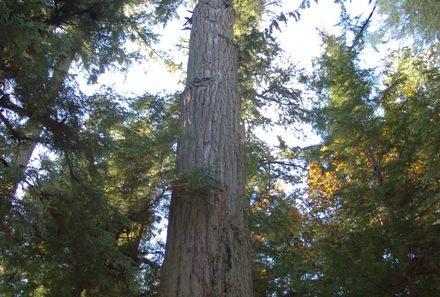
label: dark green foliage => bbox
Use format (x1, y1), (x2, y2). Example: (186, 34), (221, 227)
(250, 13), (440, 297)
(174, 166), (223, 203)
(235, 0), (305, 129)
(0, 91), (178, 296)
(8, 172), (135, 296)
(258, 37), (440, 296)
(2, 0), (438, 296)
(0, 1), (181, 296)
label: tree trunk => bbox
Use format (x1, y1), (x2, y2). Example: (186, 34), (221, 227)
(1, 52), (74, 240)
(159, 0), (252, 296)
(5, 52), (74, 196)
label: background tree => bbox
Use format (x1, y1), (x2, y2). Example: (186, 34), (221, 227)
(376, 0), (440, 50)
(304, 34), (440, 296)
(250, 33), (440, 297)
(2, 0), (438, 296)
(0, 0), (181, 295)
(249, 1), (440, 296)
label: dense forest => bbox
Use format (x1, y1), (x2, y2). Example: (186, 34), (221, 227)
(0, 0), (439, 296)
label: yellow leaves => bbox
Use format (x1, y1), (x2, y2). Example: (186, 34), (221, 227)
(384, 147), (399, 162)
(254, 179), (291, 212)
(33, 286), (48, 296)
(254, 197), (270, 211)
(335, 161), (346, 173)
(255, 235), (267, 242)
(383, 148), (427, 182)
(404, 80), (416, 97)
(307, 161), (340, 200)
(306, 160), (342, 217)
(408, 157), (427, 180)
(117, 223), (143, 248)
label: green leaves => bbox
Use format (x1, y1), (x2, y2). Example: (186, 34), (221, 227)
(252, 20), (440, 296)
(0, 1), (183, 295)
(303, 35), (440, 296)
(376, 0), (440, 50)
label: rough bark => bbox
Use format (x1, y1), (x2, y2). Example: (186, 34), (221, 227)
(159, 0), (253, 296)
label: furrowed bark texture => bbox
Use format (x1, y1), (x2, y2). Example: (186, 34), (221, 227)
(159, 1), (252, 296)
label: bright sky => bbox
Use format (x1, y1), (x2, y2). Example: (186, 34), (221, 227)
(76, 0), (379, 148)
(76, 0), (383, 246)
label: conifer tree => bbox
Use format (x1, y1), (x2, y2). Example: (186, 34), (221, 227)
(159, 0), (253, 295)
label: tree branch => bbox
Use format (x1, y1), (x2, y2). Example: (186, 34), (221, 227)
(351, 4), (377, 49)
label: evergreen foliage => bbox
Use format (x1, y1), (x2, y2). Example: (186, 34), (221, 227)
(0, 0), (180, 296)
(376, 0), (440, 50)
(306, 36), (440, 296)
(249, 1), (440, 296)
(250, 28), (440, 297)
(1, 0), (439, 296)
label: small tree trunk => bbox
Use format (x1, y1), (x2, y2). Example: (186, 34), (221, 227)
(1, 52), (74, 238)
(10, 53), (74, 190)
(159, 0), (253, 296)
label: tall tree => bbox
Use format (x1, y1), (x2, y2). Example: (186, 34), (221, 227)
(0, 1), (182, 295)
(159, 0), (253, 296)
(304, 35), (440, 297)
(0, 0), (179, 199)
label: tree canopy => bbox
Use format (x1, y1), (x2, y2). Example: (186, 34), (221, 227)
(0, 0), (439, 296)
